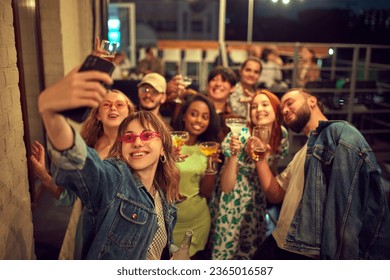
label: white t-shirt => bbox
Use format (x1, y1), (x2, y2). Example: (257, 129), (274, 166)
(273, 143), (307, 251)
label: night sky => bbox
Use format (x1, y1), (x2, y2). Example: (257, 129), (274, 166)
(226, 0), (390, 44)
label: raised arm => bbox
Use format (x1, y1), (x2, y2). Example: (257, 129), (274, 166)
(200, 145), (222, 199)
(30, 140), (63, 199)
(38, 67), (112, 150)
(246, 136), (285, 203)
(220, 134), (241, 194)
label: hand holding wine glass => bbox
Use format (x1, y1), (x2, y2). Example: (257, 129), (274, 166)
(174, 75), (192, 104)
(251, 126), (270, 162)
(167, 74), (185, 102)
(199, 141), (219, 175)
(171, 131), (190, 162)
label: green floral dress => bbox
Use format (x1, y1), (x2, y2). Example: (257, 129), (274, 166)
(209, 126), (288, 260)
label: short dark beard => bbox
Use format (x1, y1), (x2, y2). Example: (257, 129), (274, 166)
(140, 102), (158, 112)
(287, 102), (311, 133)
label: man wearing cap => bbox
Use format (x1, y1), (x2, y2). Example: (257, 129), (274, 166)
(137, 73), (168, 124)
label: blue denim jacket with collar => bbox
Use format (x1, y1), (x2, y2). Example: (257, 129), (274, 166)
(284, 120), (390, 259)
(49, 130), (177, 260)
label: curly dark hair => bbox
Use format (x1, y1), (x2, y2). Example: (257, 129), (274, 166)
(207, 66), (238, 87)
(171, 94), (220, 143)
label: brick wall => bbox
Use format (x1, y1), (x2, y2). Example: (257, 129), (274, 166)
(0, 0), (95, 259)
(40, 0), (93, 86)
(39, 0), (94, 134)
(0, 0), (35, 259)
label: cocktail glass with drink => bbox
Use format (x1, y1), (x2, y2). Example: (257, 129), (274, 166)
(199, 141), (219, 175)
(225, 118), (246, 155)
(171, 131), (190, 162)
(251, 125), (270, 162)
(225, 118), (246, 136)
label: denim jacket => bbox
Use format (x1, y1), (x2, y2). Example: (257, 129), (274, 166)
(49, 130), (177, 260)
(284, 121), (390, 259)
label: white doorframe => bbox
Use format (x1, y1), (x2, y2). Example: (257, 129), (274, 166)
(109, 3), (136, 68)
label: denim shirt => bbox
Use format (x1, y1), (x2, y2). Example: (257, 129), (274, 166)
(48, 130), (177, 260)
(284, 120), (390, 259)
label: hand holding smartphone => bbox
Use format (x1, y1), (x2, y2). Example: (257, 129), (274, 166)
(60, 55), (115, 123)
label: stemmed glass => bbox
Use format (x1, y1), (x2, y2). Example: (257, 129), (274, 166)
(225, 118), (246, 136)
(171, 131), (189, 162)
(199, 141), (219, 175)
(99, 40), (118, 62)
(251, 126), (270, 162)
(183, 76), (192, 87)
(174, 76), (192, 104)
(225, 118), (246, 155)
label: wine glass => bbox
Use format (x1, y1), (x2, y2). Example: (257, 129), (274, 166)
(171, 131), (189, 162)
(174, 76), (192, 104)
(225, 118), (246, 136)
(121, 69), (129, 79)
(182, 76), (192, 87)
(251, 126), (270, 162)
(199, 141), (219, 175)
(100, 40), (118, 62)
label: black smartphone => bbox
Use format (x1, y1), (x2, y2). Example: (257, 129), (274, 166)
(60, 55), (115, 123)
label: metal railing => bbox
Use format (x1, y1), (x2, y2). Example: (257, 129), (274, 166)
(155, 40), (390, 160)
(274, 43), (390, 161)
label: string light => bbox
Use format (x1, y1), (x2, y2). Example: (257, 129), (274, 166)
(269, 0), (305, 4)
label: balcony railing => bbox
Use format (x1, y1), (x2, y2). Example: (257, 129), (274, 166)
(149, 40), (390, 161)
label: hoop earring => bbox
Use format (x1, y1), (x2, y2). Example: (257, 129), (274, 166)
(160, 154), (167, 163)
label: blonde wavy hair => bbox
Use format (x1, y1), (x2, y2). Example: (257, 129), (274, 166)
(80, 89), (135, 148)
